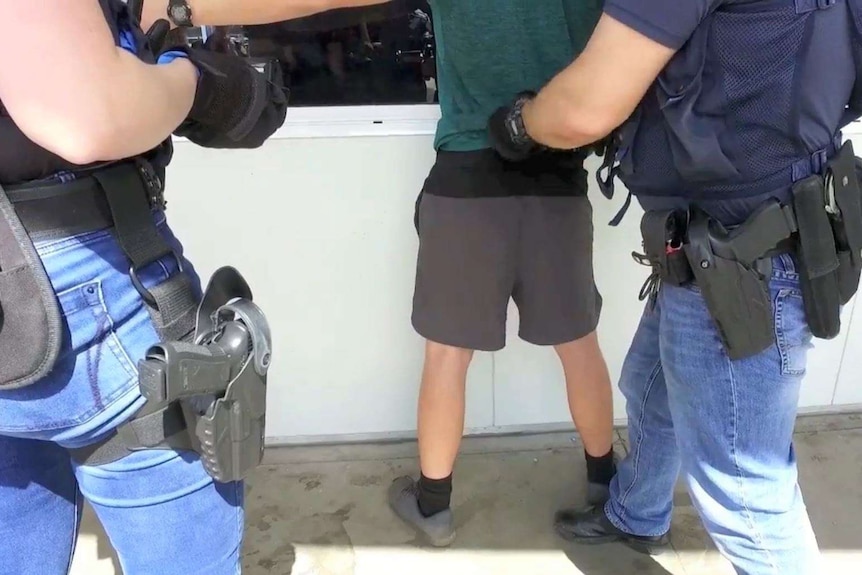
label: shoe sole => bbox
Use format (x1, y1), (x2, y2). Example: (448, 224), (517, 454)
(427, 531), (457, 548)
(555, 525), (669, 556)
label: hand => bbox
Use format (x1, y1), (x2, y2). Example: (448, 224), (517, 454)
(168, 43), (289, 149)
(487, 93), (540, 162)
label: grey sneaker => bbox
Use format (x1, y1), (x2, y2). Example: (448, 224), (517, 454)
(387, 475), (456, 547)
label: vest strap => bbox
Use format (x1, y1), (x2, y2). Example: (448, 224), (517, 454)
(791, 135), (843, 182)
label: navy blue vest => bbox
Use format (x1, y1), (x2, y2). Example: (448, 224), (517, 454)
(605, 0), (862, 224)
(0, 0), (171, 186)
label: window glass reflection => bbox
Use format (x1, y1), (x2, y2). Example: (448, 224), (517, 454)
(187, 1), (437, 107)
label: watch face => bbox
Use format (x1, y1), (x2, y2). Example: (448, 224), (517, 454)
(169, 4), (190, 25)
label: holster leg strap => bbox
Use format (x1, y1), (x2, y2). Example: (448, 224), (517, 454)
(67, 402), (192, 467)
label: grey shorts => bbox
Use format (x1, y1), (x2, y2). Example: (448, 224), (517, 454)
(411, 150), (602, 352)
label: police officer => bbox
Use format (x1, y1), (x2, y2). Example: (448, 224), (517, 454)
(0, 1), (285, 574)
(487, 1), (862, 573)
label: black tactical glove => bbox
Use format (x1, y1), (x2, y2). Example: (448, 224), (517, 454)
(168, 39), (289, 149)
(487, 91), (540, 162)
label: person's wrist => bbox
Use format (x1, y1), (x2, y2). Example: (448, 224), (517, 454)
(488, 91), (538, 162)
(521, 98), (537, 143)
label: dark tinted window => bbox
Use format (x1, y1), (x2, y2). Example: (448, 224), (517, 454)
(186, 1), (437, 107)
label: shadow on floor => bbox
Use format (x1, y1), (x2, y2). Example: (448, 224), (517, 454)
(71, 414), (862, 575)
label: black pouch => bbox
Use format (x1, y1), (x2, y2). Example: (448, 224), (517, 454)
(793, 174), (842, 339)
(683, 209), (775, 360)
(0, 185), (62, 389)
(640, 209), (692, 286)
(825, 141), (862, 304)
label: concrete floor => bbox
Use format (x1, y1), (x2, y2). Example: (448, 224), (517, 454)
(71, 413), (862, 575)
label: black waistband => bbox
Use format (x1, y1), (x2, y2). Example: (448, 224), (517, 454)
(4, 161), (164, 242)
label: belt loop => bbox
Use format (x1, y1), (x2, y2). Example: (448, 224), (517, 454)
(811, 148), (829, 175)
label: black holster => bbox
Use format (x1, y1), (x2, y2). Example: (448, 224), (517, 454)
(682, 207), (780, 360)
(792, 141), (862, 338)
(638, 200), (797, 361)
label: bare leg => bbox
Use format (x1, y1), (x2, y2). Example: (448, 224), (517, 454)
(555, 331), (614, 457)
(417, 340), (474, 479)
(385, 340), (470, 547)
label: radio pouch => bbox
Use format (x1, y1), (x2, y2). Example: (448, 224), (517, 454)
(793, 175), (842, 339)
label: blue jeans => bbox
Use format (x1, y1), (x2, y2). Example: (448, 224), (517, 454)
(0, 213), (243, 575)
(605, 254), (821, 575)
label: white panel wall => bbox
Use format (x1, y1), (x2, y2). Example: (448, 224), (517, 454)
(834, 302), (862, 406)
(164, 132), (861, 443)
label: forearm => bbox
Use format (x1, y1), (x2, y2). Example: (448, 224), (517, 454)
(144, 0), (389, 28)
(520, 14), (676, 151)
(521, 60), (619, 151)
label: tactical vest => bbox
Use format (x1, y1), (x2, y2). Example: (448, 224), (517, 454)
(0, 0), (171, 186)
(605, 0), (862, 207)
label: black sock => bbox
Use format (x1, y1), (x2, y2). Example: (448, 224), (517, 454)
(585, 448), (616, 485)
(417, 473), (453, 517)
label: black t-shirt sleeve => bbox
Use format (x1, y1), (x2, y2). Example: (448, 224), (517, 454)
(603, 0), (722, 50)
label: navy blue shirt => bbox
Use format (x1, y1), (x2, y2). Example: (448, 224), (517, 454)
(604, 0), (718, 49)
(604, 0), (856, 225)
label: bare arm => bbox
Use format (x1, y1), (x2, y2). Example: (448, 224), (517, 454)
(143, 0), (390, 29)
(0, 0), (198, 166)
(522, 14), (676, 149)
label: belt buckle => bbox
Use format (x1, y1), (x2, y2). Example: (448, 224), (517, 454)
(136, 159), (166, 211)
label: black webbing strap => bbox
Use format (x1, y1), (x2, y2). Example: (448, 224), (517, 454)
(92, 163), (170, 268)
(68, 401), (193, 466)
(91, 163), (197, 341)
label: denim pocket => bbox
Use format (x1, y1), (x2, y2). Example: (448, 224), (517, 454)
(0, 280), (139, 435)
(774, 287), (813, 376)
(59, 281), (136, 372)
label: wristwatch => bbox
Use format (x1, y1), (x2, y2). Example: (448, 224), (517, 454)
(504, 91), (537, 148)
(167, 0), (194, 27)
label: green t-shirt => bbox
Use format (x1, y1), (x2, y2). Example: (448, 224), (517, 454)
(430, 0), (603, 151)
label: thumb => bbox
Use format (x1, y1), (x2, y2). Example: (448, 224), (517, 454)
(146, 19), (171, 54)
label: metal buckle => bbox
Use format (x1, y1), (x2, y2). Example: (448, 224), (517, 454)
(129, 250), (185, 310)
(136, 159), (166, 211)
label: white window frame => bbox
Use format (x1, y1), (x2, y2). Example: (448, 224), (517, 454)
(268, 104), (442, 139)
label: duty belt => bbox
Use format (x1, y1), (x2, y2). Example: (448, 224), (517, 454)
(634, 140), (862, 360)
(6, 159), (195, 342)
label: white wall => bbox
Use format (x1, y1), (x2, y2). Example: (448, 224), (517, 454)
(164, 133), (861, 444)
